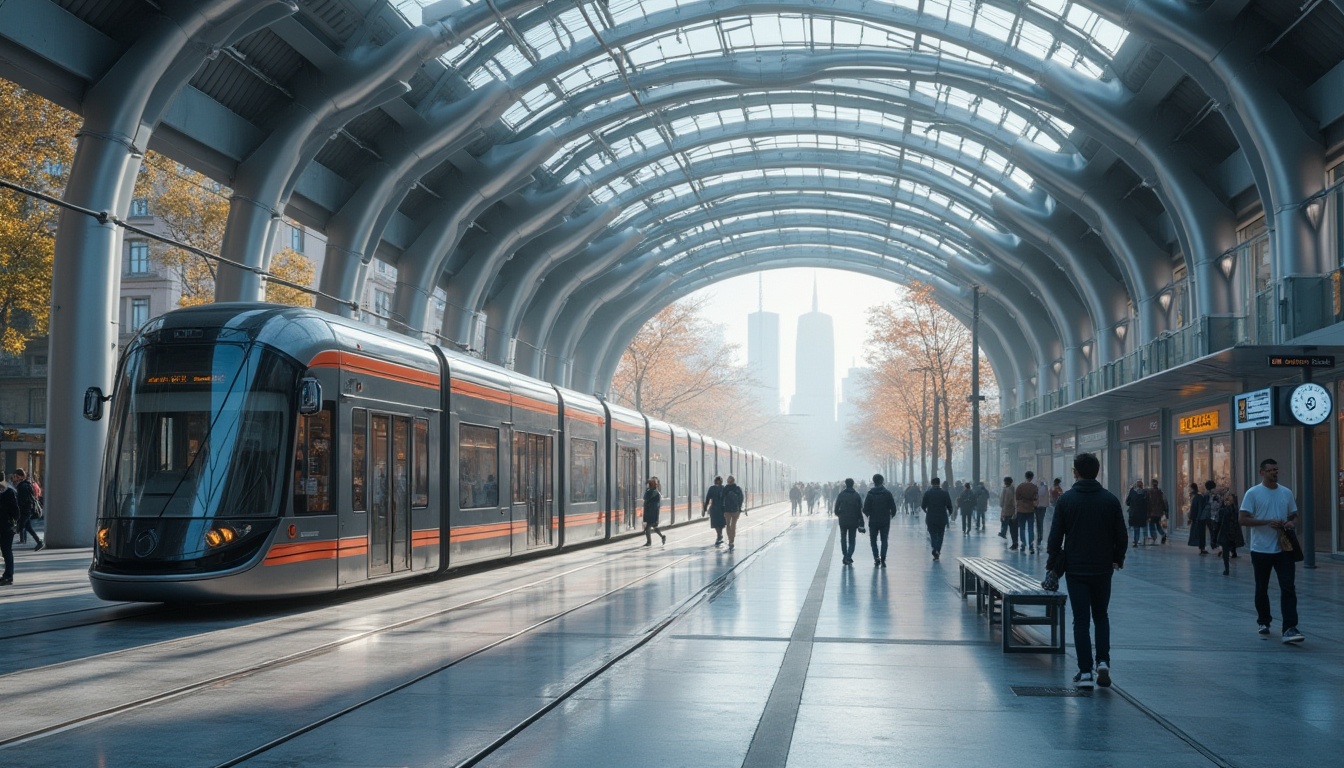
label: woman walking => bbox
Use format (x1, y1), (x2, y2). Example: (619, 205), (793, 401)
(1215, 489), (1244, 575)
(1186, 482), (1211, 554)
(643, 477), (666, 546)
(1125, 480), (1149, 546)
(703, 476), (727, 546)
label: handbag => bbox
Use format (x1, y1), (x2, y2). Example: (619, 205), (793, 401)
(1280, 528), (1305, 563)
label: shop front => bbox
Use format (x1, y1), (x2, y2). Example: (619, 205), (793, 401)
(1170, 403), (1232, 531)
(1118, 413), (1161, 496)
(1077, 424), (1108, 488)
(1050, 433), (1075, 486)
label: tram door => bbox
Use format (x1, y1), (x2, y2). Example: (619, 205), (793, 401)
(616, 446), (641, 532)
(369, 413), (413, 576)
(514, 432), (554, 549)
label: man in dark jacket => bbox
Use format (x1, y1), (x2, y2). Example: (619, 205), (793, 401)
(13, 469), (42, 552)
(973, 480), (990, 531)
(722, 476), (746, 551)
(922, 477), (954, 560)
(862, 473), (898, 567)
(832, 478), (864, 565)
(0, 480), (19, 585)
(1047, 452), (1128, 691)
(957, 482), (976, 535)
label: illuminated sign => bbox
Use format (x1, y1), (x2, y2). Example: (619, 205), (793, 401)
(1178, 410), (1220, 435)
(1234, 388), (1274, 430)
(144, 373), (226, 385)
(1267, 355), (1334, 368)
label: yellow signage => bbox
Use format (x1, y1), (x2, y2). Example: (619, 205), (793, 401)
(1179, 410), (1220, 435)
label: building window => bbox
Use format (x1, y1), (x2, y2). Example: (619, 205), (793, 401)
(290, 225), (305, 253)
(29, 388), (45, 424)
(129, 198), (149, 217)
(127, 241), (150, 274)
(128, 297), (151, 331)
(373, 290), (392, 328)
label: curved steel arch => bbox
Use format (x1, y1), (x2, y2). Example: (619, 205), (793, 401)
(554, 229), (1055, 402)
(477, 0), (1115, 93)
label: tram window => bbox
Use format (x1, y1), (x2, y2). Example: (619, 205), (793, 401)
(413, 418), (429, 508)
(459, 424), (499, 508)
(513, 433), (527, 504)
(651, 451), (668, 491)
(570, 438), (597, 502)
(293, 405), (332, 515)
(677, 462), (688, 496)
(351, 409), (367, 511)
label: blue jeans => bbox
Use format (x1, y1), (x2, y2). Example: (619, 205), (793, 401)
(1131, 524), (1145, 545)
(928, 525), (946, 554)
(869, 525), (890, 562)
(1065, 572), (1113, 673)
(1016, 513), (1034, 549)
(839, 526), (857, 560)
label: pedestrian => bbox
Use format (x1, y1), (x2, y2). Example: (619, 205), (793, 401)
(11, 469), (43, 551)
(1015, 471), (1039, 553)
(703, 476), (726, 546)
(957, 481), (976, 535)
(999, 477), (1016, 546)
(1147, 478), (1168, 544)
(1216, 489), (1243, 572)
(1034, 474), (1049, 545)
(789, 483), (803, 516)
(1125, 479), (1148, 546)
(922, 477), (953, 560)
(863, 473), (898, 567)
(722, 475), (746, 551)
(806, 483), (818, 515)
(1046, 452), (1128, 690)
(642, 477), (666, 547)
(1186, 481), (1211, 554)
(833, 478), (864, 565)
(904, 482), (921, 515)
(0, 479), (17, 585)
(973, 480), (989, 531)
(1239, 459), (1305, 643)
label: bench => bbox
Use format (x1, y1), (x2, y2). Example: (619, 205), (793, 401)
(958, 556), (1066, 654)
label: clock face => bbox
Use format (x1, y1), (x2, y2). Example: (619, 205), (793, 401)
(1289, 383), (1332, 426)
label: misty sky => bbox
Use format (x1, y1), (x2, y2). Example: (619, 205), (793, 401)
(686, 268), (908, 410)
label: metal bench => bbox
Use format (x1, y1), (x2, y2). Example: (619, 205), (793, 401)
(958, 556), (1066, 654)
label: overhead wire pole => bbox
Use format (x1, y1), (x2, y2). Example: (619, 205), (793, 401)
(970, 284), (983, 484)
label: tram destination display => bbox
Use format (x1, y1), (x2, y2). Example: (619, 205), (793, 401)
(1234, 388), (1274, 430)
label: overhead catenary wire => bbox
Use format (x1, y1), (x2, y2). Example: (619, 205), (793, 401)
(0, 174), (361, 312)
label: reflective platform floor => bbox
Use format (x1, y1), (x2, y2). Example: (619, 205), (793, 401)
(1, 505), (1340, 767)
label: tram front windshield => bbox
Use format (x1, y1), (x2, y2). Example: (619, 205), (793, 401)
(103, 341), (299, 519)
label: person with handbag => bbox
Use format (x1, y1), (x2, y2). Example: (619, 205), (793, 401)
(1216, 489), (1245, 575)
(1046, 452), (1128, 690)
(1238, 459), (1305, 643)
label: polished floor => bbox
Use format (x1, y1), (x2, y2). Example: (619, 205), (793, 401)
(1, 507), (1340, 767)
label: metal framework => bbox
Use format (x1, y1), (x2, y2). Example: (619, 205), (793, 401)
(1, 0), (1342, 544)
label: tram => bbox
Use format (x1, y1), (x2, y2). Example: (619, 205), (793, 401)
(88, 304), (791, 602)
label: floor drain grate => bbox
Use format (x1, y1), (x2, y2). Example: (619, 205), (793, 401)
(1011, 686), (1090, 697)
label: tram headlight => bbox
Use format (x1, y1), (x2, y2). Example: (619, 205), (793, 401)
(204, 524), (249, 548)
(97, 527), (110, 551)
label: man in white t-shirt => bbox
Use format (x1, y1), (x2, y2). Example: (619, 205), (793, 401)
(1238, 458), (1304, 644)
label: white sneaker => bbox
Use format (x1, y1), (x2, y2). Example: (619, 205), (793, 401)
(1095, 661), (1111, 688)
(1073, 671), (1095, 690)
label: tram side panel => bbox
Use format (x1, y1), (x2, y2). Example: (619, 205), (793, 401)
(444, 361), (516, 566)
(646, 417), (674, 524)
(556, 388), (607, 546)
(604, 401), (648, 537)
(505, 373), (562, 554)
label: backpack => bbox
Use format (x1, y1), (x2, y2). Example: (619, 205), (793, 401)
(31, 497), (44, 519)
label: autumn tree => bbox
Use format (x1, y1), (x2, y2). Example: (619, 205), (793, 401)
(610, 297), (783, 447)
(0, 81), (79, 355)
(133, 154), (315, 307)
(851, 283), (998, 485)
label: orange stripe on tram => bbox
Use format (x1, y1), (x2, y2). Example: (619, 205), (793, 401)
(308, 350), (439, 389)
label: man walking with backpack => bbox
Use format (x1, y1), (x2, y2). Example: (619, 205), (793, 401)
(12, 470), (42, 552)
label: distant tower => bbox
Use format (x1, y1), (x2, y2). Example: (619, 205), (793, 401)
(790, 276), (836, 424)
(746, 275), (781, 413)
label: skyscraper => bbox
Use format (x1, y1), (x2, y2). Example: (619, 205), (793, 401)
(790, 278), (836, 423)
(746, 275), (781, 413)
